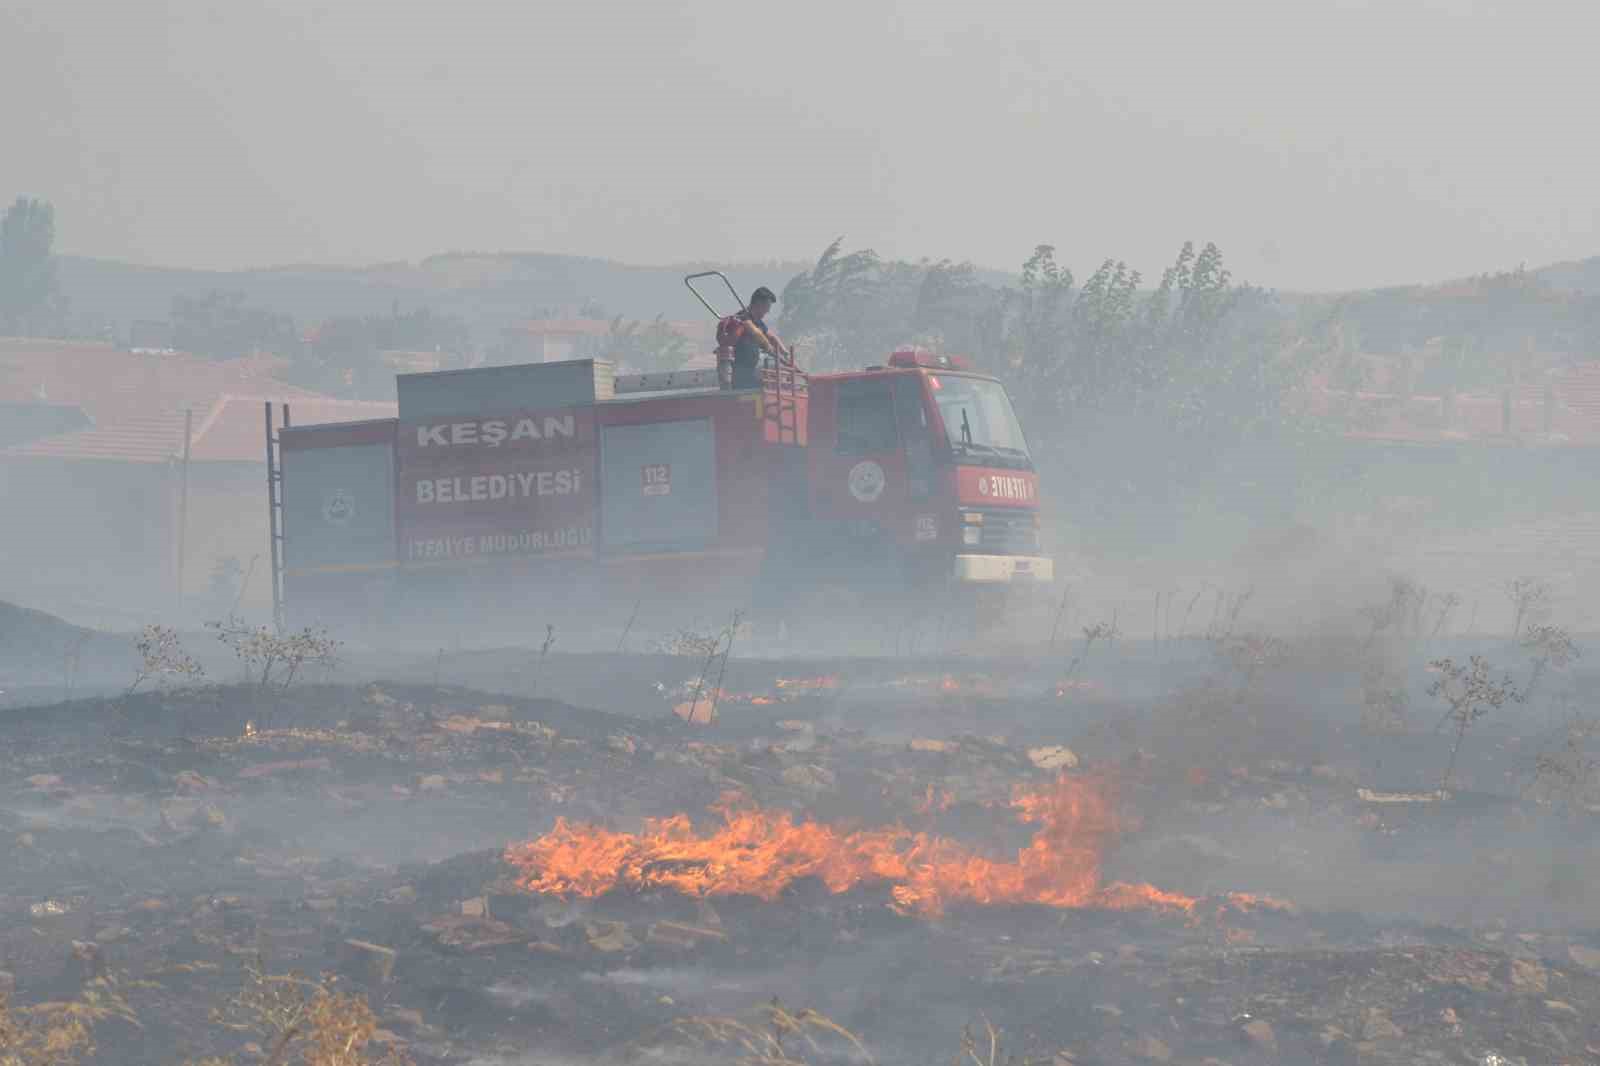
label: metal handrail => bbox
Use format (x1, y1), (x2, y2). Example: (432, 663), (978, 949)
(684, 271), (745, 320)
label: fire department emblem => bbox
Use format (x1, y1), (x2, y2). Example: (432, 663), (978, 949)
(322, 489), (355, 526)
(847, 461), (886, 503)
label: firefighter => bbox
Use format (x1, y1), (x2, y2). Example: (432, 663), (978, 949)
(729, 286), (788, 389)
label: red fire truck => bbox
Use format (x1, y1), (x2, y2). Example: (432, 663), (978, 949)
(271, 277), (1051, 634)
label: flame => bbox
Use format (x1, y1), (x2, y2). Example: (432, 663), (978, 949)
(504, 774), (1197, 917)
(670, 688), (796, 716)
(888, 674), (1010, 698)
(669, 687), (787, 722)
(774, 675), (840, 691)
(914, 784), (956, 815)
(673, 698), (717, 724)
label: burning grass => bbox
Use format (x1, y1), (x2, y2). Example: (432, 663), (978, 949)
(505, 773), (1202, 917)
(6, 579), (1597, 1065)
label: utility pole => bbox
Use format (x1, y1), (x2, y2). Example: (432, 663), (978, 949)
(178, 407), (192, 608)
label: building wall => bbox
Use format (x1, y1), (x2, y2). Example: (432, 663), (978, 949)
(181, 462), (275, 618)
(0, 458), (177, 624)
(497, 333), (579, 366)
(0, 458), (275, 626)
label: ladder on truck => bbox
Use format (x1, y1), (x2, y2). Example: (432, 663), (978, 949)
(760, 359), (806, 445)
(264, 401), (290, 633)
(683, 270), (807, 446)
(612, 360), (807, 446)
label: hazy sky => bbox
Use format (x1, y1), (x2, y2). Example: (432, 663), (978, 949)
(4, 0), (1597, 291)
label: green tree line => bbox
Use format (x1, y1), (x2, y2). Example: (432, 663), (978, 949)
(777, 238), (1321, 546)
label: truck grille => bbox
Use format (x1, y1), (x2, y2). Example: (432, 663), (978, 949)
(974, 509), (1039, 554)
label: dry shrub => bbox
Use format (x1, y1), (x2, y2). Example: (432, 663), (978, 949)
(211, 966), (408, 1066)
(1141, 629), (1295, 776)
(656, 628), (723, 658)
(1359, 659), (1409, 735)
(649, 999), (872, 1066)
(1531, 713), (1600, 813)
(1428, 655), (1523, 791)
(1358, 577), (1419, 641)
(1505, 576), (1553, 638)
(1347, 576), (1475, 736)
(0, 977), (139, 1066)
(1523, 623), (1580, 700)
(207, 618), (342, 693)
(127, 623), (206, 696)
(1213, 632), (1291, 685)
(955, 1016), (1035, 1066)
(0, 992), (91, 1066)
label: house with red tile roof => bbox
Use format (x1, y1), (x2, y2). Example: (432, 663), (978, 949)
(0, 339), (394, 625)
(1302, 360), (1600, 447)
(1291, 359), (1600, 622)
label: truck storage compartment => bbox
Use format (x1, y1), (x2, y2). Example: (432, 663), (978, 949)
(279, 418), (398, 619)
(600, 418), (718, 552)
(395, 406), (598, 565)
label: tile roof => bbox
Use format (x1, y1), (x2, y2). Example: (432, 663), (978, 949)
(1302, 362), (1600, 447)
(0, 340), (321, 416)
(3, 394), (398, 464)
(0, 340), (395, 464)
(191, 395), (398, 463)
(7, 409), (194, 463)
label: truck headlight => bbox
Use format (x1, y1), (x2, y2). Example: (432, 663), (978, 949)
(962, 526), (982, 546)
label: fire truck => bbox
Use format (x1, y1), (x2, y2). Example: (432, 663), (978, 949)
(269, 275), (1051, 636)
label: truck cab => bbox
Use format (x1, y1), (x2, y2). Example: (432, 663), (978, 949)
(803, 350), (1053, 588)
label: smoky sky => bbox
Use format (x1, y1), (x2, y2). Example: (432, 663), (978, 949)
(3, 0), (1597, 291)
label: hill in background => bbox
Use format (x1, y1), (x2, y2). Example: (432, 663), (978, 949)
(57, 252), (820, 343)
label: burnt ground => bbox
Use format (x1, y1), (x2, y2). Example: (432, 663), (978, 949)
(4, 637), (1600, 1066)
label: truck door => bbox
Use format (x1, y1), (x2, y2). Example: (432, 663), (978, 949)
(894, 374), (936, 504)
(810, 376), (908, 542)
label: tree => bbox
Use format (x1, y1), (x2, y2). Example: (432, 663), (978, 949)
(911, 259), (995, 356)
(1428, 655), (1523, 791)
(369, 305), (470, 356)
(602, 314), (694, 372)
(0, 196), (62, 335)
(170, 290), (301, 361)
(774, 236), (1313, 548)
(779, 238), (903, 371)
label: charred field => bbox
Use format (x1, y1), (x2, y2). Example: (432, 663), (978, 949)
(4, 608), (1600, 1066)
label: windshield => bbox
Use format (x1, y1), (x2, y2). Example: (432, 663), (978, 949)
(929, 374), (1031, 466)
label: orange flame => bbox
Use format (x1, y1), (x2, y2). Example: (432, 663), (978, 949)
(774, 675), (840, 691)
(504, 775), (1197, 917)
(914, 784), (956, 815)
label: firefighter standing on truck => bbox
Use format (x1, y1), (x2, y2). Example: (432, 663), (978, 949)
(728, 286), (786, 389)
